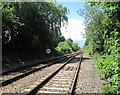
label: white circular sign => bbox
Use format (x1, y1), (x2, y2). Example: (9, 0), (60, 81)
(46, 49), (51, 54)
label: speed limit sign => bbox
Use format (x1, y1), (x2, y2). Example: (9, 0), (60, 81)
(46, 49), (51, 54)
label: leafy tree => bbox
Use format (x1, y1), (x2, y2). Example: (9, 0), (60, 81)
(55, 38), (80, 55)
(78, 2), (120, 93)
(2, 2), (69, 63)
(65, 38), (73, 48)
(2, 2), (24, 53)
(72, 43), (80, 52)
(55, 41), (72, 55)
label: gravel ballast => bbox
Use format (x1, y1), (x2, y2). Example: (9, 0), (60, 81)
(1, 59), (68, 93)
(75, 53), (105, 94)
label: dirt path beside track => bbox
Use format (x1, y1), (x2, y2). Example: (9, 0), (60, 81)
(75, 52), (105, 94)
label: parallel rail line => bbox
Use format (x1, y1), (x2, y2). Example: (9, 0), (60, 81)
(25, 52), (82, 95)
(1, 52), (79, 87)
(1, 53), (74, 76)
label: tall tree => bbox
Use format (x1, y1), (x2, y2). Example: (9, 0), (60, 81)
(2, 2), (69, 56)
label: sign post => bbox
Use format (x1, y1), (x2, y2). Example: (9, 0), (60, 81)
(46, 49), (51, 58)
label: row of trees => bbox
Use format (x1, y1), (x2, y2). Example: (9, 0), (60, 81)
(78, 2), (120, 93)
(56, 38), (80, 55)
(2, 2), (68, 56)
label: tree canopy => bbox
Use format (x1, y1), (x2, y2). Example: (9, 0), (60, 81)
(2, 2), (68, 56)
(2, 2), (72, 65)
(55, 38), (80, 55)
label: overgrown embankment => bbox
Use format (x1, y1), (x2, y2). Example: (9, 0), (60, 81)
(2, 2), (80, 66)
(78, 2), (120, 94)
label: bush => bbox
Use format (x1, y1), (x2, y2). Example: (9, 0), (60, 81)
(92, 53), (120, 94)
(55, 42), (72, 55)
(55, 38), (80, 55)
(72, 43), (80, 52)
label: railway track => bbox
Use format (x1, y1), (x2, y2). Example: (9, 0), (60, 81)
(1, 52), (79, 87)
(1, 53), (75, 76)
(23, 52), (83, 95)
(1, 51), (83, 94)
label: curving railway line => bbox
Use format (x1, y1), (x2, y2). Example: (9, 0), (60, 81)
(1, 51), (83, 95)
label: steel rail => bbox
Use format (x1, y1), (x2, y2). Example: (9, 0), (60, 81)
(27, 52), (80, 95)
(69, 54), (83, 95)
(1, 53), (77, 87)
(1, 53), (75, 76)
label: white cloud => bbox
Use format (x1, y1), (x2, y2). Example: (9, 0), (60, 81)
(61, 19), (86, 41)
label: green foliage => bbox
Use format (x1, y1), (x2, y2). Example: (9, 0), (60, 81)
(2, 2), (68, 57)
(92, 53), (120, 93)
(72, 43), (80, 52)
(65, 38), (73, 47)
(79, 2), (120, 94)
(55, 41), (72, 55)
(55, 38), (80, 55)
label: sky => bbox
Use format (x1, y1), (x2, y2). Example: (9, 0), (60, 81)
(57, 2), (86, 48)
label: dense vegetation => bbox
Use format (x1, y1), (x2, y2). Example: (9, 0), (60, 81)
(2, 2), (69, 63)
(55, 38), (80, 55)
(78, 2), (120, 93)
(2, 2), (80, 64)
